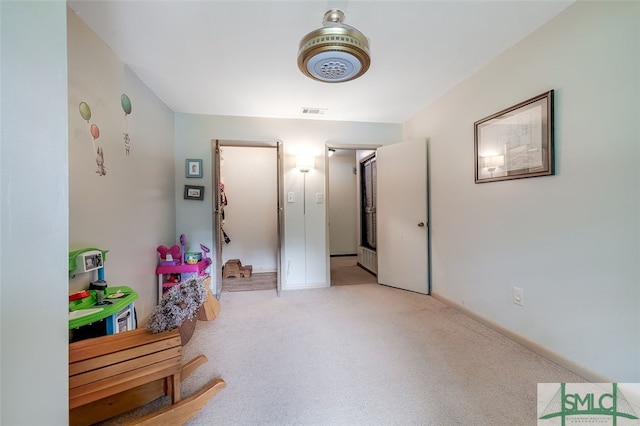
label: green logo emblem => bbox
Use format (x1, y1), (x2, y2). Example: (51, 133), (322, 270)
(539, 383), (639, 425)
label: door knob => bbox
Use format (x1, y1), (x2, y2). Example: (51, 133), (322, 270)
(418, 222), (425, 227)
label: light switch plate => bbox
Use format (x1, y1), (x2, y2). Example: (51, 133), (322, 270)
(513, 287), (524, 306)
(287, 192), (295, 203)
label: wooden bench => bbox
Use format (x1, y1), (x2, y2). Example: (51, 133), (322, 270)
(69, 327), (225, 425)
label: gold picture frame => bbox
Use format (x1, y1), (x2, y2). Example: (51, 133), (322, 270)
(474, 90), (554, 183)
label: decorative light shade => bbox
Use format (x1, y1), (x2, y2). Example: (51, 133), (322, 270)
(298, 9), (371, 83)
(297, 154), (314, 172)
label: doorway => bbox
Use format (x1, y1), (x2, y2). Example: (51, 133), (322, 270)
(326, 140), (431, 294)
(327, 147), (377, 286)
(212, 140), (284, 297)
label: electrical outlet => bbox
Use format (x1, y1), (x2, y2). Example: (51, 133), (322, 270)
(513, 287), (524, 306)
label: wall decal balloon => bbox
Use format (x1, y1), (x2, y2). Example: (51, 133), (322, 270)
(79, 102), (91, 122)
(121, 93), (132, 156)
(121, 94), (132, 115)
(90, 123), (100, 140)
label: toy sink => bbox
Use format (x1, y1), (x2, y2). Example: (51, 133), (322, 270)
(69, 308), (103, 320)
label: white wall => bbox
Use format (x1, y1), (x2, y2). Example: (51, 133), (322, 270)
(220, 146), (277, 272)
(0, 1), (69, 423)
(403, 1), (640, 382)
(67, 9), (176, 323)
(174, 114), (401, 289)
(329, 151), (358, 255)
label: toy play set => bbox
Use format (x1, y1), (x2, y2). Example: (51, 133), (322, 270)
(68, 248), (137, 342)
(156, 234), (212, 302)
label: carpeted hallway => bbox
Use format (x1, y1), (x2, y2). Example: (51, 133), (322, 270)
(103, 283), (586, 425)
(330, 255), (377, 286)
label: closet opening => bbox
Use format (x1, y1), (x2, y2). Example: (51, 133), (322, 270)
(212, 140), (284, 297)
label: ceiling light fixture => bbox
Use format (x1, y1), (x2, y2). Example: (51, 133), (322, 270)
(297, 9), (371, 83)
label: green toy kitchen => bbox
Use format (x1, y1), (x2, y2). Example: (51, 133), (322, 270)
(68, 248), (137, 342)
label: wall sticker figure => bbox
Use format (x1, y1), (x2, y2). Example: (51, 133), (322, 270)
(121, 94), (132, 156)
(95, 146), (106, 176)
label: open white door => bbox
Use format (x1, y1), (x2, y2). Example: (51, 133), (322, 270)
(377, 139), (430, 294)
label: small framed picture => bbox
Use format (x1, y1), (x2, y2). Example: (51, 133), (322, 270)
(186, 159), (203, 178)
(184, 185), (205, 201)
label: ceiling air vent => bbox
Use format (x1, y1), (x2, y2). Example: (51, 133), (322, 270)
(301, 107), (327, 115)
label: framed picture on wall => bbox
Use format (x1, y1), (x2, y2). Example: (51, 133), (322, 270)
(184, 185), (205, 201)
(474, 90), (554, 183)
(185, 159), (203, 178)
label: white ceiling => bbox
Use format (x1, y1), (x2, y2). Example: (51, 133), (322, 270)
(68, 1), (573, 124)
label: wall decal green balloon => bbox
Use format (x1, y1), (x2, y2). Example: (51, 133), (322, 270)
(79, 102), (91, 122)
(121, 94), (132, 115)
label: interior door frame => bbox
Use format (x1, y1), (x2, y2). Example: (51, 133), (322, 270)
(213, 140), (222, 298)
(212, 139), (285, 297)
(324, 143), (381, 286)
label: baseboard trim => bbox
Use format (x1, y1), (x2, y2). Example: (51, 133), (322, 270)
(356, 263), (377, 277)
(431, 292), (612, 383)
(283, 281), (329, 291)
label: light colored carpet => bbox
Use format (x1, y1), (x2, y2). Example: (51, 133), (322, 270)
(330, 255), (377, 286)
(101, 284), (585, 425)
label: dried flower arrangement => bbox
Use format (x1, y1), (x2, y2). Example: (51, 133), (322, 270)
(147, 276), (208, 334)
